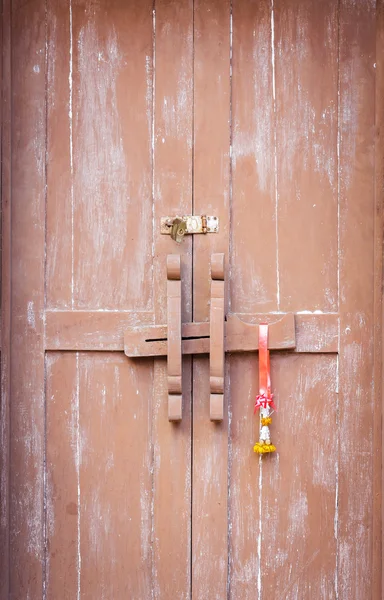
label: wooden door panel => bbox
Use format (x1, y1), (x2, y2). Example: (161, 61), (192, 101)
(231, 0), (278, 315)
(46, 0), (154, 311)
(229, 354), (338, 599)
(2, 0), (382, 598)
(192, 1), (231, 597)
(338, 1), (377, 595)
(275, 0), (339, 312)
(152, 1), (193, 597)
(46, 353), (154, 598)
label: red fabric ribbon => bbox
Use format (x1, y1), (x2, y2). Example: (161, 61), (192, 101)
(254, 323), (277, 413)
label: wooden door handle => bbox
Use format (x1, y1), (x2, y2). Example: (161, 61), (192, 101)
(167, 255), (182, 421)
(210, 253), (225, 420)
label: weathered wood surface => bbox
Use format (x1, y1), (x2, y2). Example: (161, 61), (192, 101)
(192, 1), (231, 597)
(2, 0), (382, 598)
(338, 1), (377, 597)
(45, 310), (338, 354)
(167, 255), (183, 420)
(5, 1), (48, 598)
(0, 0), (11, 597)
(151, 0), (193, 596)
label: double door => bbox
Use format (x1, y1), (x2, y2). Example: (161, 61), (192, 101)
(1, 0), (382, 598)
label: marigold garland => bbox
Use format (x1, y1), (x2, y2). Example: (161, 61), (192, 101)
(253, 324), (276, 456)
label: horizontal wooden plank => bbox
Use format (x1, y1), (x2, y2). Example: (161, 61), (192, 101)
(45, 310), (154, 350)
(125, 313), (296, 356)
(45, 311), (338, 354)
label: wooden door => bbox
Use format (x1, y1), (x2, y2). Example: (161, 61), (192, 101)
(1, 0), (383, 598)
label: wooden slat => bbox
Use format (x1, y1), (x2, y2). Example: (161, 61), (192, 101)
(46, 310), (338, 354)
(46, 0), (72, 308)
(79, 353), (153, 598)
(338, 1), (376, 597)
(261, 2), (340, 596)
(167, 255), (182, 420)
(0, 0), (11, 596)
(71, 0), (153, 311)
(210, 254), (225, 420)
(229, 2), (276, 594)
(152, 0), (193, 596)
(124, 313), (337, 357)
(374, 2), (384, 596)
(9, 0), (47, 595)
(276, 0), (338, 313)
(46, 353), (78, 598)
(262, 355), (338, 597)
(192, 0), (230, 597)
(45, 310), (154, 350)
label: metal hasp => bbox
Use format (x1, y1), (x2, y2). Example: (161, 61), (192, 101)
(161, 215), (219, 243)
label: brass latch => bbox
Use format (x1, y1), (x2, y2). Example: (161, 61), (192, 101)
(161, 215), (219, 243)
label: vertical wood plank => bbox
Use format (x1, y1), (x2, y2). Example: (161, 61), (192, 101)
(229, 2), (279, 597)
(262, 355), (337, 598)
(0, 0), (11, 596)
(231, 0), (277, 315)
(72, 0), (153, 310)
(79, 353), (153, 599)
(10, 0), (47, 596)
(374, 2), (384, 597)
(276, 0), (338, 312)
(46, 353), (78, 599)
(227, 354), (260, 600)
(46, 0), (72, 308)
(152, 0), (193, 596)
(338, 2), (376, 597)
(192, 1), (230, 597)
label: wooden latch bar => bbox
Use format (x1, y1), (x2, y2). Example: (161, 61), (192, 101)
(210, 254), (225, 421)
(167, 255), (183, 421)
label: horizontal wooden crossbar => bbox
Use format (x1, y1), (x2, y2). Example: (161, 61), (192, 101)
(44, 310), (338, 353)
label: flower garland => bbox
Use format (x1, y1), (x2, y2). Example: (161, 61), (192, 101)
(253, 323), (276, 455)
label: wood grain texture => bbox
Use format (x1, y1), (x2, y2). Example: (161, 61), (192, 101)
(338, 1), (376, 598)
(124, 313), (339, 358)
(45, 310), (154, 351)
(47, 352), (155, 598)
(374, 2), (384, 596)
(0, 0), (11, 596)
(192, 0), (230, 597)
(229, 3), (279, 595)
(46, 353), (78, 598)
(276, 0), (339, 313)
(231, 0), (277, 315)
(46, 0), (72, 308)
(262, 354), (338, 598)
(9, 0), (47, 596)
(210, 255), (225, 420)
(376, 3), (384, 597)
(70, 0), (153, 310)
(152, 0), (193, 596)
(79, 353), (154, 599)
(167, 255), (182, 420)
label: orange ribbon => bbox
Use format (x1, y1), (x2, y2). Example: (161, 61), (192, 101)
(254, 323), (277, 413)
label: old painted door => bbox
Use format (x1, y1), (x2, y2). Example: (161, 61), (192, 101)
(1, 0), (382, 598)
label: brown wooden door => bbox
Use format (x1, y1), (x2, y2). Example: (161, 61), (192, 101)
(1, 0), (383, 598)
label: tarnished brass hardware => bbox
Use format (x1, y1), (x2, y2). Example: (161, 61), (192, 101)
(161, 215), (219, 241)
(171, 218), (187, 243)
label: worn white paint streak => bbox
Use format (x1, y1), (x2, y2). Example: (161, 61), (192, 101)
(271, 0), (280, 311)
(151, 7), (156, 314)
(27, 301), (36, 329)
(69, 0), (74, 309)
(257, 457), (262, 600)
(75, 352), (81, 600)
